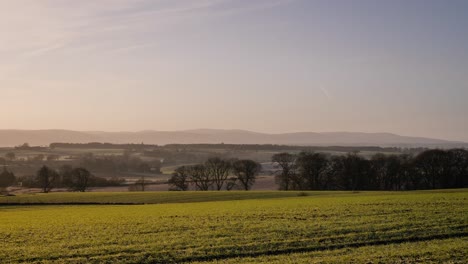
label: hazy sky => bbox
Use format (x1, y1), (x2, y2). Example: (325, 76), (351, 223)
(1, 0), (467, 141)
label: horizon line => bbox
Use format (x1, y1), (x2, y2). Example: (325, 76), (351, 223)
(0, 128), (464, 143)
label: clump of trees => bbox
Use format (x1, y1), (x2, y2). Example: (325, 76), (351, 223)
(273, 149), (468, 191)
(36, 165), (93, 193)
(168, 158), (262, 191)
(18, 165), (124, 193)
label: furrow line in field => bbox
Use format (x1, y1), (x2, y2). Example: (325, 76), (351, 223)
(174, 232), (468, 263)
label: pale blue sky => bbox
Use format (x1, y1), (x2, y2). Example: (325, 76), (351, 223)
(1, 0), (467, 141)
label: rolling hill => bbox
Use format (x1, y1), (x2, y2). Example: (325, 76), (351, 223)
(0, 129), (464, 147)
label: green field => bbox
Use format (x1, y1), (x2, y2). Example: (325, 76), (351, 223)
(1, 190), (467, 263)
(0, 191), (354, 204)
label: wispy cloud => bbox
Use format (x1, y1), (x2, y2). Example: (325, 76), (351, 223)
(0, 0), (295, 80)
(318, 86), (333, 100)
(1, 0), (295, 55)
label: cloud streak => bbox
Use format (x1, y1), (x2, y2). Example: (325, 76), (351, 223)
(1, 0), (295, 55)
(0, 0), (296, 79)
(319, 86), (332, 100)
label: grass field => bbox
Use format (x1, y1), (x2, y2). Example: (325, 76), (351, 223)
(0, 190), (467, 263)
(0, 191), (351, 204)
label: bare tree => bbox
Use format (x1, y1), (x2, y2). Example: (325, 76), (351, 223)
(69, 168), (91, 192)
(296, 152), (328, 190)
(168, 166), (189, 191)
(232, 159), (261, 190)
(205, 157), (231, 190)
(189, 164), (212, 191)
(272, 153), (296, 190)
(371, 154), (402, 190)
(36, 166), (58, 193)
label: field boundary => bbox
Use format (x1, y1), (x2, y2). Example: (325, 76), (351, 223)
(0, 202), (146, 206)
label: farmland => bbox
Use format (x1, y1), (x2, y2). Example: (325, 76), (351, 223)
(0, 143), (411, 179)
(1, 143), (420, 194)
(1, 189), (467, 263)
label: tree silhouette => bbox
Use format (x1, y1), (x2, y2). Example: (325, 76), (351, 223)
(272, 153), (296, 190)
(232, 159), (262, 190)
(0, 167), (15, 188)
(36, 166), (58, 193)
(205, 158), (231, 190)
(168, 166), (190, 191)
(69, 168), (91, 192)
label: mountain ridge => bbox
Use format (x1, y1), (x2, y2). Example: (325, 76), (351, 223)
(0, 129), (465, 147)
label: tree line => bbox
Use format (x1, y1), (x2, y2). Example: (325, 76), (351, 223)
(2, 148), (467, 193)
(50, 142), (157, 150)
(0, 165), (123, 193)
(168, 157), (262, 191)
(49, 142), (418, 154)
(273, 149), (468, 191)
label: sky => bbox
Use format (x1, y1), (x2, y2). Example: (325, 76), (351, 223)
(1, 0), (467, 141)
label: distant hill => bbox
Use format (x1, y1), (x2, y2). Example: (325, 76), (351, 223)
(0, 129), (465, 147)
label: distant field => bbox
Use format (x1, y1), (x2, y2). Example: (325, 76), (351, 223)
(160, 164), (189, 174)
(1, 190), (467, 263)
(0, 148), (125, 158)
